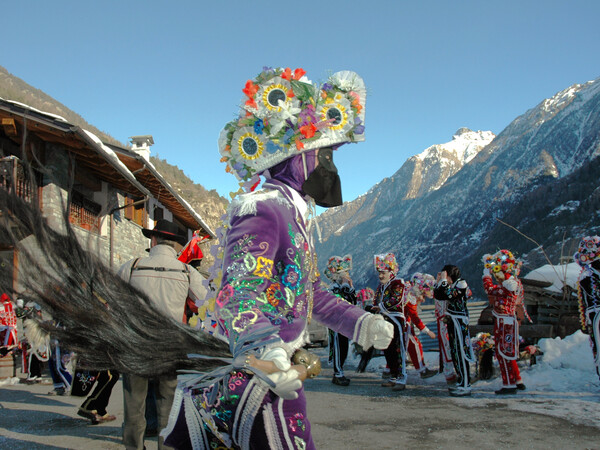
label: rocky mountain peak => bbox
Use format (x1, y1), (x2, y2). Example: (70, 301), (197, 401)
(453, 127), (472, 137)
(315, 76), (600, 297)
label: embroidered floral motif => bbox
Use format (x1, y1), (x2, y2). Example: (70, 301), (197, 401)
(231, 234), (256, 260)
(231, 310), (258, 332)
(288, 413), (306, 432)
(282, 264), (301, 291)
(216, 284), (235, 308)
(244, 253), (257, 272)
(254, 256), (274, 279)
(294, 436), (307, 450)
(228, 371), (245, 391)
(266, 283), (285, 307)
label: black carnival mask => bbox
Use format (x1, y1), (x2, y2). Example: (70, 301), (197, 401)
(302, 147), (342, 208)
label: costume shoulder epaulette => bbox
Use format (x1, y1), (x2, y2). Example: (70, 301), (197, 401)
(456, 279), (468, 289)
(229, 188), (291, 217)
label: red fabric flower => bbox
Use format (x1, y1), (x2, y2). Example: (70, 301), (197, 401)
(299, 123), (317, 139)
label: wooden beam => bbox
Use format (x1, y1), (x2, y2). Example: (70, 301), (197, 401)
(2, 118), (17, 136)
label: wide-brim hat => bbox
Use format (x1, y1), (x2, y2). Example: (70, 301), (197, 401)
(142, 219), (187, 245)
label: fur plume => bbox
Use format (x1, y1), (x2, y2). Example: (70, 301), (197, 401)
(0, 175), (231, 377)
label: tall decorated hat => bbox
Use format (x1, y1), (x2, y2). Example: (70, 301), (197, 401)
(482, 249), (521, 277)
(374, 253), (398, 274)
(218, 67), (367, 182)
(410, 272), (435, 297)
(574, 235), (600, 266)
(357, 287), (375, 305)
(324, 255), (352, 281)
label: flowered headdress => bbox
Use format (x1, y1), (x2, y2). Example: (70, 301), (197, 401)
(218, 67), (367, 183)
(410, 272), (435, 297)
(374, 253), (398, 274)
(357, 287), (375, 306)
(482, 249), (521, 277)
(573, 235), (600, 267)
(324, 255), (352, 282)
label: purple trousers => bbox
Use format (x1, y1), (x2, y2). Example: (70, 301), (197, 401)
(163, 371), (315, 450)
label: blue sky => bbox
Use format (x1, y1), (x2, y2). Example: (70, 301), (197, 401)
(3, 0), (599, 202)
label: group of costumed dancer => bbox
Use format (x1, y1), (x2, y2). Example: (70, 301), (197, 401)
(319, 244), (598, 399)
(1, 64), (599, 450)
(320, 250), (522, 398)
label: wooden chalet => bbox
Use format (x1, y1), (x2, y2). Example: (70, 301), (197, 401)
(0, 97), (214, 293)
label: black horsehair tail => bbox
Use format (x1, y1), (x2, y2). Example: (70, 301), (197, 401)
(0, 166), (230, 377)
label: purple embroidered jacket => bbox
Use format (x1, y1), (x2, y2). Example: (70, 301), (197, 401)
(214, 179), (368, 353)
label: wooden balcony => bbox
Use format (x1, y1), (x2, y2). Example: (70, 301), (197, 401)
(0, 156), (36, 203)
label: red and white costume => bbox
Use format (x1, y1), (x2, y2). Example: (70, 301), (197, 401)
(0, 293), (17, 348)
(404, 296), (428, 373)
(482, 272), (523, 388)
(435, 298), (454, 380)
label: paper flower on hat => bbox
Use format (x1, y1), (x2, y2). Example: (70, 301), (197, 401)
(324, 255), (352, 282)
(574, 235), (600, 266)
(374, 253), (398, 274)
(483, 250), (521, 277)
(219, 67), (367, 182)
(357, 287), (375, 305)
(410, 272), (435, 297)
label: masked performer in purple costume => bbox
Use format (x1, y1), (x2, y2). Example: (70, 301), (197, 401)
(574, 236), (600, 381)
(162, 67), (393, 450)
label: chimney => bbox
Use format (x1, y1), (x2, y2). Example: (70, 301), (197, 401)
(129, 135), (154, 162)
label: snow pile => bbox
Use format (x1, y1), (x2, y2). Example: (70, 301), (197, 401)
(0, 376), (20, 387)
(523, 331), (598, 392)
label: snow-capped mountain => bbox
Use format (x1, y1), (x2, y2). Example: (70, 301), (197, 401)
(315, 77), (600, 296)
(400, 128), (495, 199)
(316, 128), (494, 243)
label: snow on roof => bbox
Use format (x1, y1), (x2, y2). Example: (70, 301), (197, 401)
(80, 129), (147, 194)
(0, 97), (68, 122)
(523, 262), (582, 293)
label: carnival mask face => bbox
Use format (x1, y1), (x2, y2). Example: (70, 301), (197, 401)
(302, 147), (342, 208)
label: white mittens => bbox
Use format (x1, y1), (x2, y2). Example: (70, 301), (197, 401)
(265, 369), (302, 400)
(363, 315), (393, 350)
(502, 278), (518, 292)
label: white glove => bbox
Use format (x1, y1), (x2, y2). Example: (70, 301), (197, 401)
(482, 268), (491, 278)
(502, 278), (518, 292)
(364, 315), (393, 350)
(265, 369), (302, 400)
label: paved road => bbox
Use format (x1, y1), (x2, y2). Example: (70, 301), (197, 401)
(1, 357), (599, 449)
